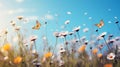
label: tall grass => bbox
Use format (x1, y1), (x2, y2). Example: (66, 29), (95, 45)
(0, 19), (120, 67)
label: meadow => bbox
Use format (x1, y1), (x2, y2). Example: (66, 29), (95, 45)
(0, 16), (120, 67)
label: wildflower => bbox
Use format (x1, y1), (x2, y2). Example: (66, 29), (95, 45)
(83, 28), (89, 32)
(115, 37), (120, 41)
(17, 16), (23, 20)
(2, 43), (11, 51)
(64, 20), (70, 24)
(1, 29), (8, 35)
(108, 39), (115, 44)
(59, 60), (65, 66)
(23, 39), (28, 46)
(69, 32), (74, 35)
(60, 31), (68, 37)
(107, 53), (115, 60)
(100, 32), (107, 37)
(92, 48), (98, 54)
(84, 40), (88, 45)
(53, 32), (60, 37)
(78, 45), (86, 52)
(108, 34), (113, 38)
(30, 35), (38, 41)
(80, 36), (86, 41)
(97, 36), (103, 40)
(14, 26), (21, 31)
(44, 52), (52, 58)
(59, 46), (66, 53)
(73, 26), (80, 32)
(71, 39), (78, 44)
(14, 56), (22, 64)
(104, 63), (113, 67)
(10, 20), (16, 26)
(97, 53), (102, 58)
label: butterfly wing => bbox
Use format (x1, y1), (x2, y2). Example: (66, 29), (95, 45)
(95, 24), (101, 28)
(95, 20), (104, 28)
(99, 20), (104, 27)
(32, 20), (41, 30)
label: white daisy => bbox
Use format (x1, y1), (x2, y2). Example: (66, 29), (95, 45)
(53, 32), (60, 37)
(30, 35), (38, 41)
(73, 26), (80, 32)
(65, 20), (70, 24)
(100, 32), (107, 37)
(14, 26), (21, 31)
(83, 28), (89, 32)
(17, 16), (23, 20)
(59, 31), (68, 37)
(107, 53), (115, 60)
(10, 20), (16, 26)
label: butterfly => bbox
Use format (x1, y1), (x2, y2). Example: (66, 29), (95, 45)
(32, 20), (41, 30)
(95, 20), (104, 28)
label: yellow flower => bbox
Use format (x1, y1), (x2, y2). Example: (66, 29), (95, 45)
(104, 63), (113, 67)
(14, 56), (22, 64)
(97, 53), (102, 58)
(78, 45), (86, 52)
(92, 48), (98, 54)
(2, 43), (11, 51)
(44, 52), (52, 58)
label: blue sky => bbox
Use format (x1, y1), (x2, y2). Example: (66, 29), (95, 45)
(0, 0), (120, 53)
